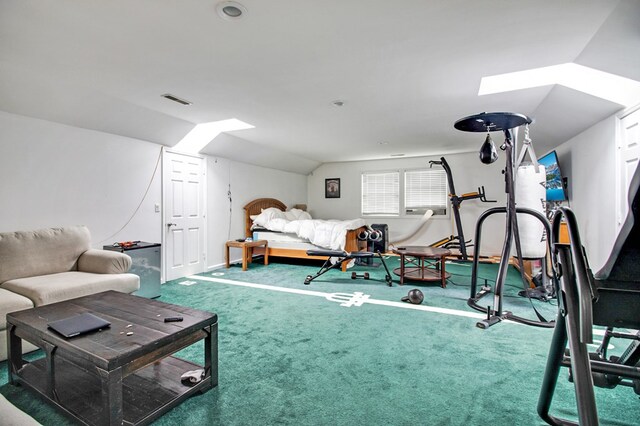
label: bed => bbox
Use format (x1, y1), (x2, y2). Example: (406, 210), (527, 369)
(243, 198), (367, 271)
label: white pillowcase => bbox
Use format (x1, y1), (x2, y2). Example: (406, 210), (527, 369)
(251, 207), (312, 229)
(283, 208), (312, 221)
(252, 207), (286, 228)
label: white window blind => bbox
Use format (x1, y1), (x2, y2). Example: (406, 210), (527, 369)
(361, 171), (399, 215)
(404, 169), (448, 215)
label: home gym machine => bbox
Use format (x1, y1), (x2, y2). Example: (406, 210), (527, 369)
(537, 194), (640, 425)
(428, 157), (495, 260)
(457, 112), (556, 329)
(303, 249), (393, 286)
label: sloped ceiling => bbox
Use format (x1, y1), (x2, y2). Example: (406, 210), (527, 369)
(1, 0), (638, 174)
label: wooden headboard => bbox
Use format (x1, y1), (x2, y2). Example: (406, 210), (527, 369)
(243, 198), (287, 238)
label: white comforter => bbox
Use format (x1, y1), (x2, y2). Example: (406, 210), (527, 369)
(251, 207), (365, 250)
(259, 217), (365, 250)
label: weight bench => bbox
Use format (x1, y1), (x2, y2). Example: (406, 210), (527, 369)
(304, 250), (393, 286)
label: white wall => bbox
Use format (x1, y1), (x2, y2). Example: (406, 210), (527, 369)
(554, 115), (618, 272)
(0, 110), (308, 276)
(206, 158), (307, 269)
(3, 106), (619, 273)
(0, 110), (162, 245)
(307, 151), (511, 256)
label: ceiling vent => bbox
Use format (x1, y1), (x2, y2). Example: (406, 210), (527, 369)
(161, 94), (192, 106)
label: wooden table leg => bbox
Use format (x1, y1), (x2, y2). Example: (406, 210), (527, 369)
(7, 324), (22, 385)
(440, 256), (447, 288)
(399, 254), (405, 285)
(225, 243), (230, 268)
(43, 340), (58, 401)
(204, 324), (219, 389)
(97, 366), (123, 426)
(242, 246), (248, 271)
(263, 243), (269, 266)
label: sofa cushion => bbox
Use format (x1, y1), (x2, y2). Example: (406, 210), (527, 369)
(2, 272), (140, 306)
(78, 249), (132, 274)
(0, 288), (34, 330)
(0, 226), (91, 283)
(0, 393), (41, 426)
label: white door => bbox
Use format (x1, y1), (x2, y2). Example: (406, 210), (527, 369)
(616, 108), (640, 230)
(163, 149), (206, 281)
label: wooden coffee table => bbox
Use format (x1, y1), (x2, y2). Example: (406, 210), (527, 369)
(392, 246), (452, 287)
(6, 291), (218, 426)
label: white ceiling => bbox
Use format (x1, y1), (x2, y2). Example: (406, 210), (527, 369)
(1, 0), (638, 174)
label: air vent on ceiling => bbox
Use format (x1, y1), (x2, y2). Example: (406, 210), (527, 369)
(161, 94), (192, 106)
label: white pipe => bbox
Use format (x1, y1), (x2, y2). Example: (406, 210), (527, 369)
(388, 210), (434, 248)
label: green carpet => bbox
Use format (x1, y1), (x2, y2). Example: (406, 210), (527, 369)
(1, 256), (637, 425)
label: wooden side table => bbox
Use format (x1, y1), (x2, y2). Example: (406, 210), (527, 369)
(225, 240), (268, 271)
(391, 246), (452, 287)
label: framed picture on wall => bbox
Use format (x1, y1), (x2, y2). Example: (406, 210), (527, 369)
(325, 178), (340, 198)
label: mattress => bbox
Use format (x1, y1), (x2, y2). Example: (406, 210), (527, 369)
(252, 231), (320, 251)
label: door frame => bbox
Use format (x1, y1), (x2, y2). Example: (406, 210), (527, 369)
(161, 147), (207, 283)
(614, 103), (640, 232)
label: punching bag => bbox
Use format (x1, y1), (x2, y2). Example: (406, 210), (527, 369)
(515, 164), (547, 258)
(479, 133), (498, 164)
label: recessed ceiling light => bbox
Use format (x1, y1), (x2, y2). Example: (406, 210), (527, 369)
(478, 63), (640, 107)
(216, 1), (247, 21)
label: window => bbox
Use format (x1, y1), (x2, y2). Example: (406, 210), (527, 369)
(404, 169), (448, 215)
(361, 171), (399, 215)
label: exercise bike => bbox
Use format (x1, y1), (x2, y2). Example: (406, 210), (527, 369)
(428, 157), (495, 260)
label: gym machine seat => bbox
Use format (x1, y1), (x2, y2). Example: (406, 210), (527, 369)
(537, 168), (640, 425)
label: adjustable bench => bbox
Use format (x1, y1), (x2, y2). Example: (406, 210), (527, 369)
(304, 250), (393, 286)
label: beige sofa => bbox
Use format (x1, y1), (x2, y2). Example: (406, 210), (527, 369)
(0, 393), (41, 425)
(0, 226), (140, 361)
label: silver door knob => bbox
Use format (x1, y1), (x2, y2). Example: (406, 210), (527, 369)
(167, 222), (177, 227)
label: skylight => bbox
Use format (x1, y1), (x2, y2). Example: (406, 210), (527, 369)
(478, 63), (640, 107)
(173, 118), (254, 153)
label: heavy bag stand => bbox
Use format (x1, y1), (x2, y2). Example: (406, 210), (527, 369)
(455, 112), (555, 329)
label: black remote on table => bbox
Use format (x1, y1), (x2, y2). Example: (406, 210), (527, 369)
(164, 317), (183, 322)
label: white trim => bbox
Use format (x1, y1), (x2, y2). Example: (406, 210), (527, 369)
(617, 102), (640, 120)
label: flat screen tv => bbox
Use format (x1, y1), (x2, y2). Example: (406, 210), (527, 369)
(538, 150), (567, 201)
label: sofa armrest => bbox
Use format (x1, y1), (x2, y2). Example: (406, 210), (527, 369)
(78, 249), (132, 274)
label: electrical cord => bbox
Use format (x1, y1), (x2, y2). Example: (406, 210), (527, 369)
(227, 163), (232, 241)
(97, 146), (163, 244)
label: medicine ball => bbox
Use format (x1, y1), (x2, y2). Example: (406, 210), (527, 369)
(401, 289), (424, 305)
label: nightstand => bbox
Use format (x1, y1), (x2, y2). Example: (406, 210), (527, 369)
(225, 240), (268, 271)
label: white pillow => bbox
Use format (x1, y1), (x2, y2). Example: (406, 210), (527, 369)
(252, 207), (285, 227)
(284, 208), (312, 221)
